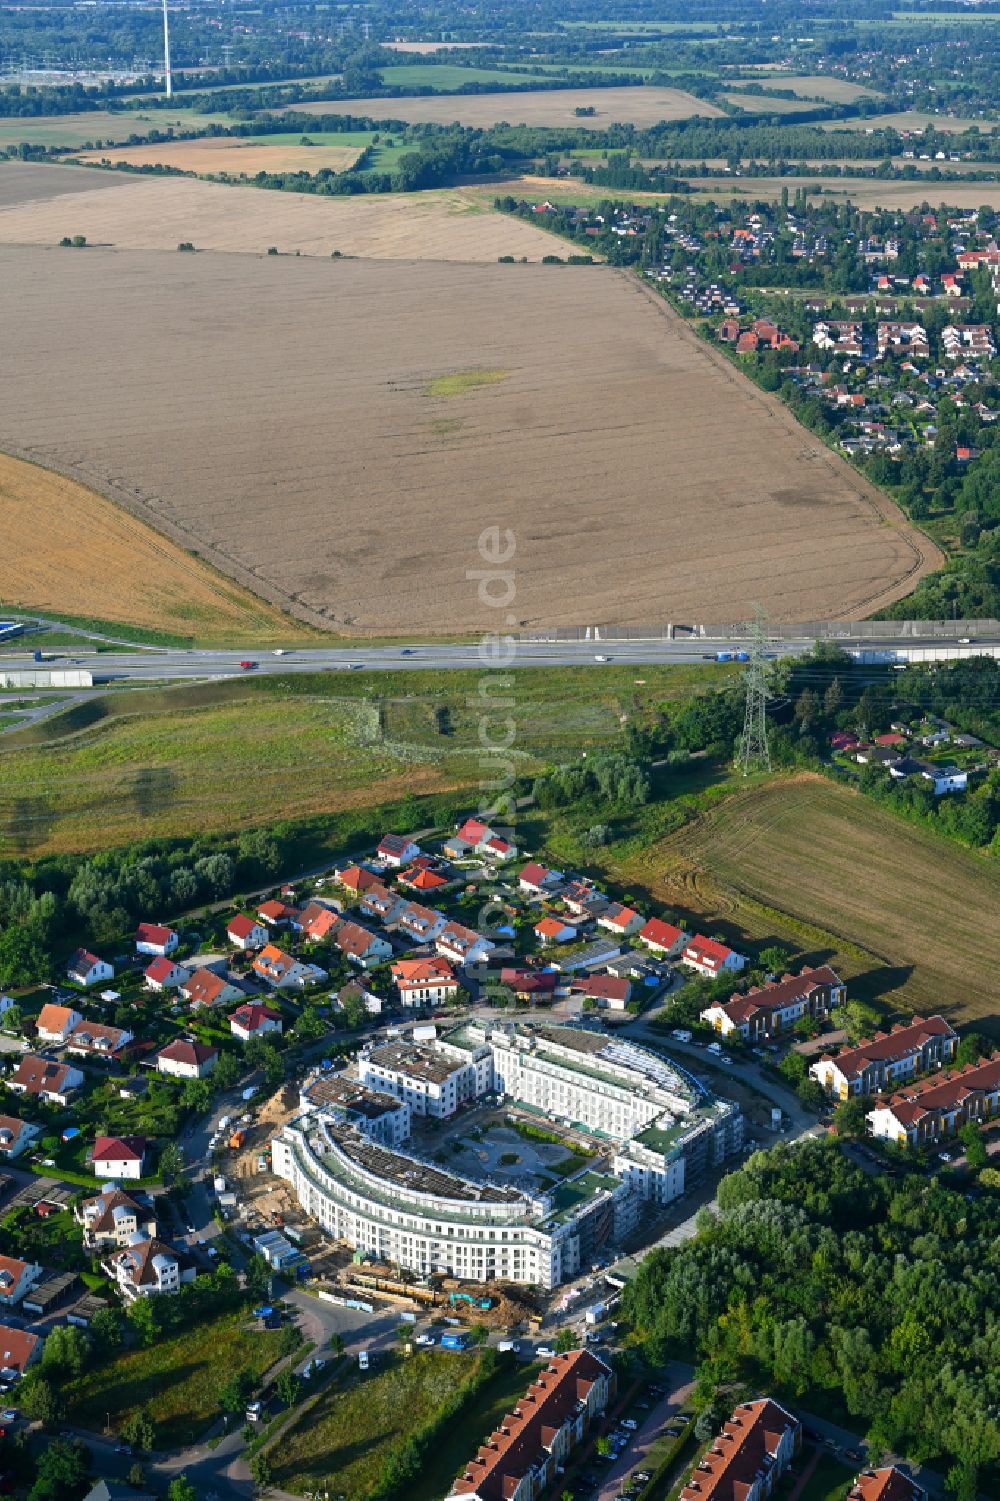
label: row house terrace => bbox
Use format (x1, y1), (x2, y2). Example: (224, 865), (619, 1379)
(809, 1015), (957, 1099)
(877, 322), (929, 358)
(680, 1398), (800, 1501)
(701, 966), (844, 1042)
(867, 1053), (1000, 1148)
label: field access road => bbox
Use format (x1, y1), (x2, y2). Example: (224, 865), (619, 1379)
(6, 627), (1000, 688)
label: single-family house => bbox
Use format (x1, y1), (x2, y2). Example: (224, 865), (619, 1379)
(499, 968), (559, 1003)
(0, 1116), (39, 1159)
(9, 1055), (84, 1105)
(572, 974), (632, 1012)
(77, 1185), (157, 1249)
(67, 949), (114, 988)
(535, 916), (578, 945)
(106, 1237), (194, 1302)
(67, 1020), (134, 1059)
(256, 899), (298, 928)
(227, 914), (269, 952)
(398, 864), (450, 896)
(156, 1039), (219, 1080)
(294, 900), (343, 943)
(638, 918), (689, 958)
(0, 1255), (42, 1308)
(331, 922), (392, 970)
(701, 967), (845, 1042)
(681, 936), (747, 979)
(135, 923), (179, 958)
(181, 966), (244, 1010)
(436, 922), (496, 967)
(334, 863), (383, 897)
(35, 1002), (83, 1044)
(519, 862), (563, 896)
(253, 944), (329, 990)
(391, 957), (460, 1007)
(810, 1015), (958, 1098)
(359, 884), (407, 925)
(377, 833), (421, 868)
(0, 1325), (43, 1379)
(230, 1003), (283, 1042)
(597, 904), (645, 938)
(144, 957), (191, 992)
(91, 1135), (147, 1180)
(394, 901), (448, 945)
(337, 978), (384, 1017)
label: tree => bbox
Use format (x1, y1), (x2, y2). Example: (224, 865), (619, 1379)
(955, 1033), (987, 1067)
(0, 920), (52, 988)
(218, 1367), (256, 1415)
(797, 1077), (827, 1113)
(40, 1324), (88, 1379)
(595, 1436), (612, 1456)
(28, 1439), (89, 1501)
(122, 1407), (156, 1452)
(244, 1252), (271, 1298)
(978, 1166), (1000, 1189)
(168, 1478), (198, 1501)
(276, 1365), (300, 1406)
(182, 1078), (211, 1112)
(127, 1294), (165, 1348)
(128, 1463), (147, 1489)
(250, 1450), (273, 1489)
(90, 1306), (123, 1353)
(842, 1000), (880, 1045)
(214, 1051), (241, 1090)
(823, 678), (844, 718)
(834, 1096), (868, 1138)
(793, 688), (820, 733)
(159, 1141), (184, 1186)
(958, 1121), (988, 1170)
(554, 1328), (579, 1354)
(19, 1375), (60, 1425)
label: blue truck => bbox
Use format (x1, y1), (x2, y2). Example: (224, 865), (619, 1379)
(440, 1332), (471, 1351)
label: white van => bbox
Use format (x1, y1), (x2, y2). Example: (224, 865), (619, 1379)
(358, 1350), (370, 1371)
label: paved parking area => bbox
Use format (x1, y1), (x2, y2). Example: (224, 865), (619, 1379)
(595, 1365), (695, 1501)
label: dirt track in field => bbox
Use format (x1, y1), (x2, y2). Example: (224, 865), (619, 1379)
(66, 137), (365, 177)
(0, 245), (938, 635)
(0, 161), (566, 261)
(285, 84), (722, 129)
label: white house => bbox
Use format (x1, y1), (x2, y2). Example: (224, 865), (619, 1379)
(394, 902), (448, 945)
(391, 957), (460, 1007)
(534, 917), (578, 946)
(144, 957), (191, 992)
(229, 1003), (283, 1042)
(181, 967), (245, 1009)
(35, 1002), (82, 1043)
(519, 862), (563, 896)
(0, 1325), (43, 1379)
(67, 949), (114, 988)
(638, 918), (690, 958)
(156, 1040), (218, 1080)
(436, 921), (496, 967)
(377, 833), (421, 868)
(135, 923), (179, 958)
(227, 914), (269, 951)
(9, 1055), (84, 1105)
(0, 1255), (42, 1308)
(681, 935), (747, 979)
(253, 944), (329, 990)
(66, 1020), (134, 1059)
(0, 1116), (40, 1159)
(106, 1237), (194, 1302)
(92, 1136), (147, 1180)
(597, 904), (645, 938)
(330, 923), (393, 971)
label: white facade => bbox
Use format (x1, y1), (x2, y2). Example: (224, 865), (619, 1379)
(359, 1044), (477, 1121)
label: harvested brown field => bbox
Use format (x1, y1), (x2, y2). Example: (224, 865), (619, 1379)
(0, 162), (565, 260)
(67, 137), (365, 177)
(617, 775), (1000, 1031)
(285, 85), (723, 129)
(0, 245), (938, 634)
(0, 452), (309, 644)
(727, 73), (880, 102)
(685, 175), (1000, 211)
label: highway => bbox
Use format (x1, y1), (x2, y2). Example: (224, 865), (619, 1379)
(4, 628), (999, 688)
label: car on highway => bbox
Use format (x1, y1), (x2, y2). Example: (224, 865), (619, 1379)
(239, 660), (257, 670)
(594, 654), (608, 662)
(399, 648), (416, 655)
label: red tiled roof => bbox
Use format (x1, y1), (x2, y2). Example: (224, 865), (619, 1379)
(848, 1466), (925, 1501)
(136, 923), (175, 947)
(0, 1324), (40, 1374)
(392, 957), (457, 986)
(823, 1015), (956, 1079)
(679, 1398), (798, 1501)
(685, 935), (734, 967)
(228, 914), (259, 940)
(11, 1055), (77, 1096)
(879, 1053), (1000, 1127)
(452, 1350), (611, 1501)
(93, 1135), (146, 1163)
(334, 921), (381, 959)
(145, 956), (180, 983)
(639, 917), (685, 950)
(158, 1040), (218, 1067)
(718, 967), (841, 1020)
(520, 862), (552, 887)
(230, 1003), (282, 1033)
(183, 967), (232, 1006)
(36, 1002), (78, 1035)
(456, 818), (491, 844)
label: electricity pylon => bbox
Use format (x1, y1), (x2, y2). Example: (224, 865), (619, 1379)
(738, 604), (772, 775)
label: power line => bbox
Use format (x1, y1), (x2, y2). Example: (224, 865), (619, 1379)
(739, 603), (772, 776)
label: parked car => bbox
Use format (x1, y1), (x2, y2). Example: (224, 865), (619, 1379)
(536, 1345), (556, 1358)
(415, 1334), (435, 1347)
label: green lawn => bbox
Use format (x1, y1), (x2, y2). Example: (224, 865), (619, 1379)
(788, 1452), (855, 1501)
(0, 108), (226, 149)
(376, 61), (541, 90)
(409, 1359), (541, 1501)
(271, 1348), (499, 1497)
(63, 1309), (286, 1445)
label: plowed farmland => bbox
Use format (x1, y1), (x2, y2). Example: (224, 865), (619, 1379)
(285, 84), (722, 128)
(0, 245), (937, 634)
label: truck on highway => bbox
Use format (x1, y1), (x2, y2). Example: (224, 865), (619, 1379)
(714, 650), (749, 663)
